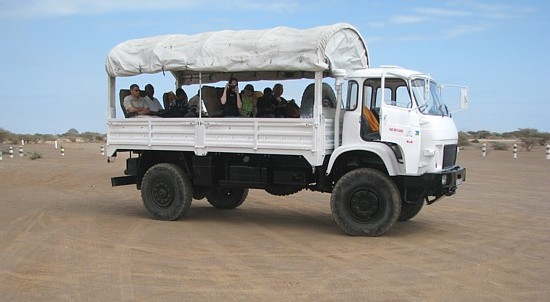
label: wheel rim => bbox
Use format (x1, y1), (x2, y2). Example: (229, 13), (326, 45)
(347, 189), (382, 222)
(151, 180), (174, 207)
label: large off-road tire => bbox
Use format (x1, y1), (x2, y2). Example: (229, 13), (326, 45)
(398, 188), (425, 222)
(141, 163), (192, 221)
(330, 168), (401, 236)
(264, 185), (302, 196)
(300, 82), (336, 118)
(398, 200), (424, 222)
(206, 187), (249, 209)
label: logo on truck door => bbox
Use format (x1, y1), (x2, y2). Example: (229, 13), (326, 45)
(389, 127), (404, 133)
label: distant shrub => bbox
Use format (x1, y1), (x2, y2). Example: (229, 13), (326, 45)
(458, 132), (471, 147)
(520, 137), (538, 151)
(29, 152), (43, 160)
(471, 139), (480, 143)
(491, 142), (508, 151)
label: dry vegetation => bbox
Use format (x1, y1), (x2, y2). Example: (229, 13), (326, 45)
(0, 127), (105, 145)
(459, 128), (549, 151)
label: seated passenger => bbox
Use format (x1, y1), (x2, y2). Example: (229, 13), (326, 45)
(240, 84), (257, 117)
(256, 87), (275, 117)
(123, 84), (150, 117)
(272, 83), (288, 117)
(143, 84), (164, 115)
(162, 88), (191, 117)
(220, 77), (242, 117)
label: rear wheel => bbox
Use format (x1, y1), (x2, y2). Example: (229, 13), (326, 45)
(141, 163), (192, 220)
(330, 168), (401, 236)
(206, 187), (249, 209)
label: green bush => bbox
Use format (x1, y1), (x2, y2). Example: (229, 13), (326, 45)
(491, 142), (508, 151)
(29, 152), (43, 160)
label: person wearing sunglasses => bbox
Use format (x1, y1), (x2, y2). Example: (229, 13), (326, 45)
(123, 84), (150, 117)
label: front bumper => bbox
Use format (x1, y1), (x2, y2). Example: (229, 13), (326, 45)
(402, 166), (466, 203)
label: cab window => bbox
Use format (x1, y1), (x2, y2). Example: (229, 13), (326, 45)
(346, 80), (359, 111)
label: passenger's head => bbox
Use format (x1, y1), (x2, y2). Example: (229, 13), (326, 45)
(144, 84), (154, 97)
(244, 84), (254, 96)
(273, 83), (284, 97)
(129, 84), (140, 97)
(167, 91), (176, 102)
(176, 88), (188, 102)
(263, 87), (273, 98)
(227, 77), (239, 91)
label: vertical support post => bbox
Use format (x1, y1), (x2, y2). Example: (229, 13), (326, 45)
(481, 143), (486, 157)
(198, 71), (203, 119)
(108, 76), (116, 118)
(0, 148), (3, 160)
(546, 144), (549, 160)
(55, 140), (58, 149)
(313, 71), (322, 126)
(101, 145), (105, 156)
(61, 146), (65, 156)
(19, 145), (23, 157)
(9, 145), (14, 158)
(513, 143), (517, 159)
(333, 69), (346, 150)
(21, 139), (25, 146)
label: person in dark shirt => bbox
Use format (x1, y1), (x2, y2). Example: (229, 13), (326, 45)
(272, 83), (288, 117)
(256, 87), (275, 117)
(220, 77), (242, 117)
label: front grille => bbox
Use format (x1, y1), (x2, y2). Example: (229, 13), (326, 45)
(443, 144), (457, 169)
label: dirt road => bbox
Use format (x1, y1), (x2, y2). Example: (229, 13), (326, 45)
(1, 142), (548, 301)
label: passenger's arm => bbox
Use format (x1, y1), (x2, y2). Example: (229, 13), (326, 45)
(220, 84), (228, 104)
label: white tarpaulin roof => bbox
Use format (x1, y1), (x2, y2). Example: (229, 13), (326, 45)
(105, 23), (369, 84)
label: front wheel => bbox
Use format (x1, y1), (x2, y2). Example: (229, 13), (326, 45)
(141, 163), (192, 220)
(206, 187), (249, 209)
(330, 168), (401, 236)
(398, 200), (424, 222)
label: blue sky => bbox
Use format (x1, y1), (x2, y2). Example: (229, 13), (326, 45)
(0, 0), (548, 134)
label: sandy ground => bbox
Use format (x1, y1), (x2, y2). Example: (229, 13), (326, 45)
(0, 142), (549, 301)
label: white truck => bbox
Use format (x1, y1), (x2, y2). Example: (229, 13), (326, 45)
(105, 23), (467, 236)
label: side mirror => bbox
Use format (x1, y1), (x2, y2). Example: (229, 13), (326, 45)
(460, 87), (469, 109)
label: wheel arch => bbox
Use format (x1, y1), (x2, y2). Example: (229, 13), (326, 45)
(137, 150), (192, 189)
(326, 143), (401, 178)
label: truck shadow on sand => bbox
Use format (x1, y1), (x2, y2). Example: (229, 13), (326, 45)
(81, 197), (439, 237)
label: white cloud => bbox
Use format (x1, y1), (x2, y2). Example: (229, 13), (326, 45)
(414, 7), (471, 18)
(390, 15), (429, 24)
(444, 24), (488, 37)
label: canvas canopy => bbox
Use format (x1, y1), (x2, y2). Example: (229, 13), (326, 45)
(105, 23), (369, 84)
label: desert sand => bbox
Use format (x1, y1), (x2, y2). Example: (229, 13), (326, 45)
(0, 142), (549, 301)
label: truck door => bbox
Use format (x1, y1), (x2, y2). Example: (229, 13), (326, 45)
(377, 76), (422, 174)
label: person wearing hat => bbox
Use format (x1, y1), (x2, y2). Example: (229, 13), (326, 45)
(240, 84), (257, 117)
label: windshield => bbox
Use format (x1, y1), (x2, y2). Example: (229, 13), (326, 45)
(411, 78), (448, 116)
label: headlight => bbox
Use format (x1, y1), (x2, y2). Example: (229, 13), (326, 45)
(441, 174), (448, 185)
